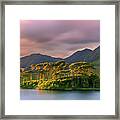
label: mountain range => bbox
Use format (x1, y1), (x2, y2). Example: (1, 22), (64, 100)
(20, 46), (100, 68)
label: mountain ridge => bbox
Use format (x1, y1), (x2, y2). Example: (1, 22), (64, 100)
(21, 46), (100, 68)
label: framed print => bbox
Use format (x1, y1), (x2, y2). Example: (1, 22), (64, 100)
(0, 0), (119, 119)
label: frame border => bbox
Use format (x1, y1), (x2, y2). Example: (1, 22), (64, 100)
(0, 0), (119, 119)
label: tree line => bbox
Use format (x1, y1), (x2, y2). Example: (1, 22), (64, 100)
(20, 61), (100, 90)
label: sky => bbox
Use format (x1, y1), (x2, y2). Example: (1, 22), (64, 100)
(20, 20), (100, 58)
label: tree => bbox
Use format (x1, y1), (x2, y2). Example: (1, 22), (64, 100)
(31, 64), (35, 70)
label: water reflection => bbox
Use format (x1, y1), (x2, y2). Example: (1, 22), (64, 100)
(20, 89), (100, 100)
(38, 90), (64, 94)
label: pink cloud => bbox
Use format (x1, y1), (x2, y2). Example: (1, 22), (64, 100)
(20, 20), (100, 57)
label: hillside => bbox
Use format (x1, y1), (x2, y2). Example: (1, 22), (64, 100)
(20, 46), (100, 68)
(20, 54), (62, 68)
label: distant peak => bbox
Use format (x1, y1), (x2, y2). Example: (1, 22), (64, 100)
(30, 53), (41, 56)
(75, 48), (93, 53)
(83, 48), (93, 51)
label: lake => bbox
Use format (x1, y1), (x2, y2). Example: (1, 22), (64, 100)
(20, 89), (100, 100)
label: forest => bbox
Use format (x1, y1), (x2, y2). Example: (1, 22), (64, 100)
(20, 60), (100, 90)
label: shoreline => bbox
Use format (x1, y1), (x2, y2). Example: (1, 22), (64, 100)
(21, 88), (100, 91)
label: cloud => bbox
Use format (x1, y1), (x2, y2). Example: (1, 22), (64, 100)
(53, 29), (99, 45)
(20, 20), (100, 57)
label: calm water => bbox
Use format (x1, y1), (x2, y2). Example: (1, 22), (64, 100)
(20, 89), (100, 100)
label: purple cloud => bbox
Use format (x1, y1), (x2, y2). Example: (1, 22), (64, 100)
(20, 20), (100, 58)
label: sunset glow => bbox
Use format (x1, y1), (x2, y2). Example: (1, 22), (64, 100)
(20, 20), (100, 58)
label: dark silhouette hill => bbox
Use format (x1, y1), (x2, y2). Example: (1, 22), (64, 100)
(20, 53), (62, 68)
(65, 46), (100, 63)
(20, 46), (100, 68)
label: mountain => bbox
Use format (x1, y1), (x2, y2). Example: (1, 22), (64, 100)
(93, 46), (100, 60)
(20, 53), (62, 68)
(20, 46), (100, 68)
(65, 46), (100, 63)
(65, 49), (93, 63)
